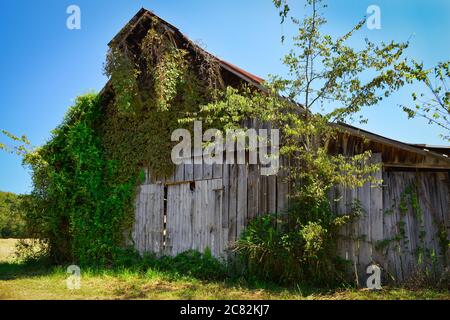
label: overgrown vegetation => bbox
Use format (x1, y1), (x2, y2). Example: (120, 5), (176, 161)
(376, 180), (449, 288)
(102, 16), (222, 180)
(0, 16), (224, 267)
(21, 94), (137, 265)
(198, 0), (410, 286)
(233, 211), (357, 286)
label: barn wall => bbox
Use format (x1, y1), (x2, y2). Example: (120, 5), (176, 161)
(132, 159), (290, 258)
(380, 170), (449, 282)
(131, 153), (450, 283)
(332, 157), (450, 283)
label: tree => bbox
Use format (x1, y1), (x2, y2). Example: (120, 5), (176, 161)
(227, 0), (412, 285)
(400, 61), (450, 141)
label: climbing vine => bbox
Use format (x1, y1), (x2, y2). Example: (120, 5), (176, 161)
(377, 181), (449, 272)
(104, 48), (141, 114)
(22, 94), (137, 265)
(17, 16), (224, 265)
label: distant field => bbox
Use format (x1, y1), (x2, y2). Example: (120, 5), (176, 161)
(0, 239), (448, 300)
(0, 239), (18, 262)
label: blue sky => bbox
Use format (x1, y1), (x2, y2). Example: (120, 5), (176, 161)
(0, 0), (449, 194)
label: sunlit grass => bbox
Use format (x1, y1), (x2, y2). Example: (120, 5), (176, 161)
(0, 239), (448, 300)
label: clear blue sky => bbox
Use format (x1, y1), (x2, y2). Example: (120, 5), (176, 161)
(1, 0), (449, 194)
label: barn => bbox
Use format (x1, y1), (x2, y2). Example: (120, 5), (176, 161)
(102, 9), (450, 283)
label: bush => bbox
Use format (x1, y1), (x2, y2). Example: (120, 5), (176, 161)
(404, 266), (450, 290)
(234, 198), (358, 287)
(142, 248), (227, 281)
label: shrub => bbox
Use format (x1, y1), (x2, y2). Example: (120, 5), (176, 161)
(234, 198), (358, 287)
(142, 248), (227, 281)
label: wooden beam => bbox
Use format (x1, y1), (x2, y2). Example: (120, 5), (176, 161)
(383, 163), (450, 171)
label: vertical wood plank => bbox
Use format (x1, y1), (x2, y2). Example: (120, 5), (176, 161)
(194, 154), (203, 181)
(267, 175), (277, 214)
(370, 153), (384, 264)
(213, 159), (223, 179)
(222, 164), (230, 254)
(259, 174), (268, 215)
(236, 164), (248, 238)
(247, 164), (259, 222)
(203, 162), (213, 180)
(357, 177), (372, 270)
(166, 183), (193, 255)
(276, 159), (289, 215)
(175, 164), (185, 182)
(132, 184), (164, 255)
(228, 164), (238, 245)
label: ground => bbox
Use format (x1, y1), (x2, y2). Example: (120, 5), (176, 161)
(0, 239), (448, 300)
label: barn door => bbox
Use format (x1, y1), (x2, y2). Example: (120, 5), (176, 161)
(166, 183), (193, 255)
(132, 184), (164, 255)
(192, 179), (224, 257)
(166, 179), (224, 257)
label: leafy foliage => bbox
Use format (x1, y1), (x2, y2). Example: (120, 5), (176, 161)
(141, 249), (227, 281)
(234, 200), (360, 286)
(22, 94), (137, 265)
(220, 0), (410, 286)
(0, 191), (27, 238)
(2, 16), (225, 265)
(400, 61), (450, 141)
(104, 48), (141, 114)
(103, 16), (222, 179)
(0, 3), (430, 288)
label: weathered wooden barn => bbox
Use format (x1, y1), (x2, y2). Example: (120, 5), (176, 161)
(103, 9), (450, 283)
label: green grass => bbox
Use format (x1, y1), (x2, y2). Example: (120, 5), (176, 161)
(0, 239), (448, 300)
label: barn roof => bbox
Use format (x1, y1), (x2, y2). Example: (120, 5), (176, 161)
(336, 123), (450, 170)
(108, 8), (264, 88)
(104, 8), (450, 170)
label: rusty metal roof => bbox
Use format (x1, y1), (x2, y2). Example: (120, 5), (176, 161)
(218, 59), (264, 85)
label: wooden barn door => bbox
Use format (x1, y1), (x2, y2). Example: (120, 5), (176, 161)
(132, 184), (164, 255)
(166, 179), (225, 257)
(166, 183), (193, 255)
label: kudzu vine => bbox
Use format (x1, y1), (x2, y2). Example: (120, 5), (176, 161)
(21, 17), (224, 265)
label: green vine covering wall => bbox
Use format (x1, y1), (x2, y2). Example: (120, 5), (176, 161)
(23, 17), (223, 265)
(25, 94), (136, 265)
(378, 181), (449, 269)
(102, 17), (221, 180)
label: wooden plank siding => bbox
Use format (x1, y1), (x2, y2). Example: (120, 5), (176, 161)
(132, 151), (450, 283)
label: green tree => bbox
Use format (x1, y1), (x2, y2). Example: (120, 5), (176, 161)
(400, 61), (450, 141)
(226, 0), (412, 285)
